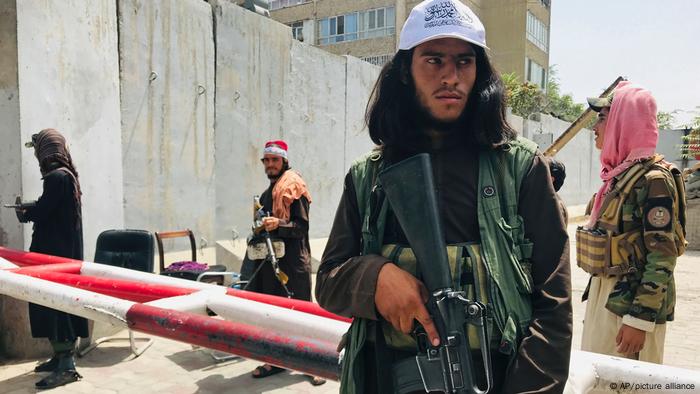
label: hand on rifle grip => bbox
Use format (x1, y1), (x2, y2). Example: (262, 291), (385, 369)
(375, 263), (441, 346)
(262, 216), (280, 232)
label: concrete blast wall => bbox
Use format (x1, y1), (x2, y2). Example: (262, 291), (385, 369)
(16, 0), (125, 261)
(0, 1), (22, 252)
(512, 113), (600, 206)
(1, 0), (123, 358)
(210, 0), (375, 242)
(119, 0), (216, 245)
(0, 0), (24, 359)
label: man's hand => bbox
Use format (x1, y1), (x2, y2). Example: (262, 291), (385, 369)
(616, 324), (646, 355)
(262, 217), (280, 232)
(375, 263), (440, 346)
(15, 207), (28, 223)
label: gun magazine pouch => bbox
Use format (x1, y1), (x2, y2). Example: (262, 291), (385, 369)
(246, 239), (285, 260)
(576, 228), (642, 277)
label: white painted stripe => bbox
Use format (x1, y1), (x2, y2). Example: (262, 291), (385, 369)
(0, 269), (135, 327)
(0, 257), (19, 269)
(207, 294), (349, 345)
(145, 288), (226, 315)
(81, 262), (218, 291)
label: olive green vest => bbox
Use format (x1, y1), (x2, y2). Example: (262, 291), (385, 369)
(339, 138), (538, 394)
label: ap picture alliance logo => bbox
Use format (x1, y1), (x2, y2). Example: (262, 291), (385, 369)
(424, 1), (473, 29)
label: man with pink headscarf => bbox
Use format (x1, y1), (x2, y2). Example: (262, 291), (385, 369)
(577, 81), (687, 363)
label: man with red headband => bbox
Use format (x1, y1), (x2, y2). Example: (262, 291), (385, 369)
(248, 140), (324, 385)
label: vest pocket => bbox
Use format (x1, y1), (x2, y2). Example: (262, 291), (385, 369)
(576, 228), (608, 275)
(496, 217), (534, 294)
(610, 230), (644, 271)
(576, 227), (644, 277)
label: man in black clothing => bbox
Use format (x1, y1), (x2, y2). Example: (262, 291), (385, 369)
(247, 140), (325, 386)
(315, 0), (571, 392)
(16, 128), (87, 389)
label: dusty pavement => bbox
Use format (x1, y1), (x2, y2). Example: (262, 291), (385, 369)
(1, 220), (699, 393)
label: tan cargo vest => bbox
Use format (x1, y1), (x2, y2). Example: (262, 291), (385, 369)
(576, 155), (687, 277)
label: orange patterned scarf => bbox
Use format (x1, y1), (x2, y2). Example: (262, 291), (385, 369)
(271, 170), (312, 221)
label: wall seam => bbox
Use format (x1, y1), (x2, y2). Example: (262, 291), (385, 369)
(210, 1), (218, 217)
(115, 0), (126, 227)
(343, 56), (348, 170)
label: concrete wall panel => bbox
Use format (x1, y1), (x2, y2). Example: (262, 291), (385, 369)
(16, 0), (123, 260)
(212, 0), (293, 241)
(344, 55), (378, 170)
(119, 0), (216, 242)
(0, 1), (23, 250)
(211, 2), (379, 240)
(283, 41), (348, 237)
(509, 112), (599, 206)
(0, 0), (28, 359)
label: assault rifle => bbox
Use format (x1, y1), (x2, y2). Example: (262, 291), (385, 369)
(3, 196), (35, 223)
(378, 154), (491, 394)
(244, 195), (292, 297)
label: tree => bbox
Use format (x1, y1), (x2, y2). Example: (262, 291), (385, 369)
(502, 72), (544, 119)
(502, 67), (586, 122)
(543, 67), (585, 122)
(657, 111), (676, 130)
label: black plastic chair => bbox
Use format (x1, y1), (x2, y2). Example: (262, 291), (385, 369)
(78, 229), (155, 359)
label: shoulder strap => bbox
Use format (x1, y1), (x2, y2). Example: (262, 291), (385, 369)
(654, 161), (687, 236)
(596, 155), (664, 232)
(649, 161), (688, 255)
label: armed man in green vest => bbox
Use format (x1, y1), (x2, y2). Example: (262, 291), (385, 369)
(315, 0), (572, 392)
(578, 81), (687, 363)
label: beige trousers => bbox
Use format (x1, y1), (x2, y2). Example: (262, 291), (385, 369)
(581, 275), (667, 363)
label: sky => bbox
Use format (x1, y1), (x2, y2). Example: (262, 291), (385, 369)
(549, 1), (700, 128)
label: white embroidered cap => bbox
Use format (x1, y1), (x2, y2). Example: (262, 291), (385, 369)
(398, 0), (487, 51)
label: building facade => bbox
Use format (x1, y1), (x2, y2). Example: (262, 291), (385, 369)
(269, 0), (551, 89)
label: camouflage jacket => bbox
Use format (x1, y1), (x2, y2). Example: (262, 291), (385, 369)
(595, 162), (682, 330)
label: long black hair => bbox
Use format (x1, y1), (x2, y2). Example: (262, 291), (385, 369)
(365, 44), (516, 161)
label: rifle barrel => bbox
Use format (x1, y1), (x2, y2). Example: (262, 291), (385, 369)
(544, 76), (624, 157)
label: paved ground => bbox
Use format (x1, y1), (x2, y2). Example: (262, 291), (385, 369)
(2, 209), (699, 393)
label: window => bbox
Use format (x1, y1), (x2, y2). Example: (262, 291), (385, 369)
(526, 11), (548, 53)
(525, 57), (546, 90)
(270, 0), (308, 11)
(359, 6), (395, 39)
(318, 6), (395, 45)
(289, 21), (303, 41)
(319, 14), (353, 44)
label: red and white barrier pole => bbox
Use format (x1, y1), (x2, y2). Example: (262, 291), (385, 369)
(206, 294), (348, 345)
(0, 269), (342, 380)
(0, 247), (82, 267)
(127, 303), (341, 379)
(0, 246), (351, 323)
